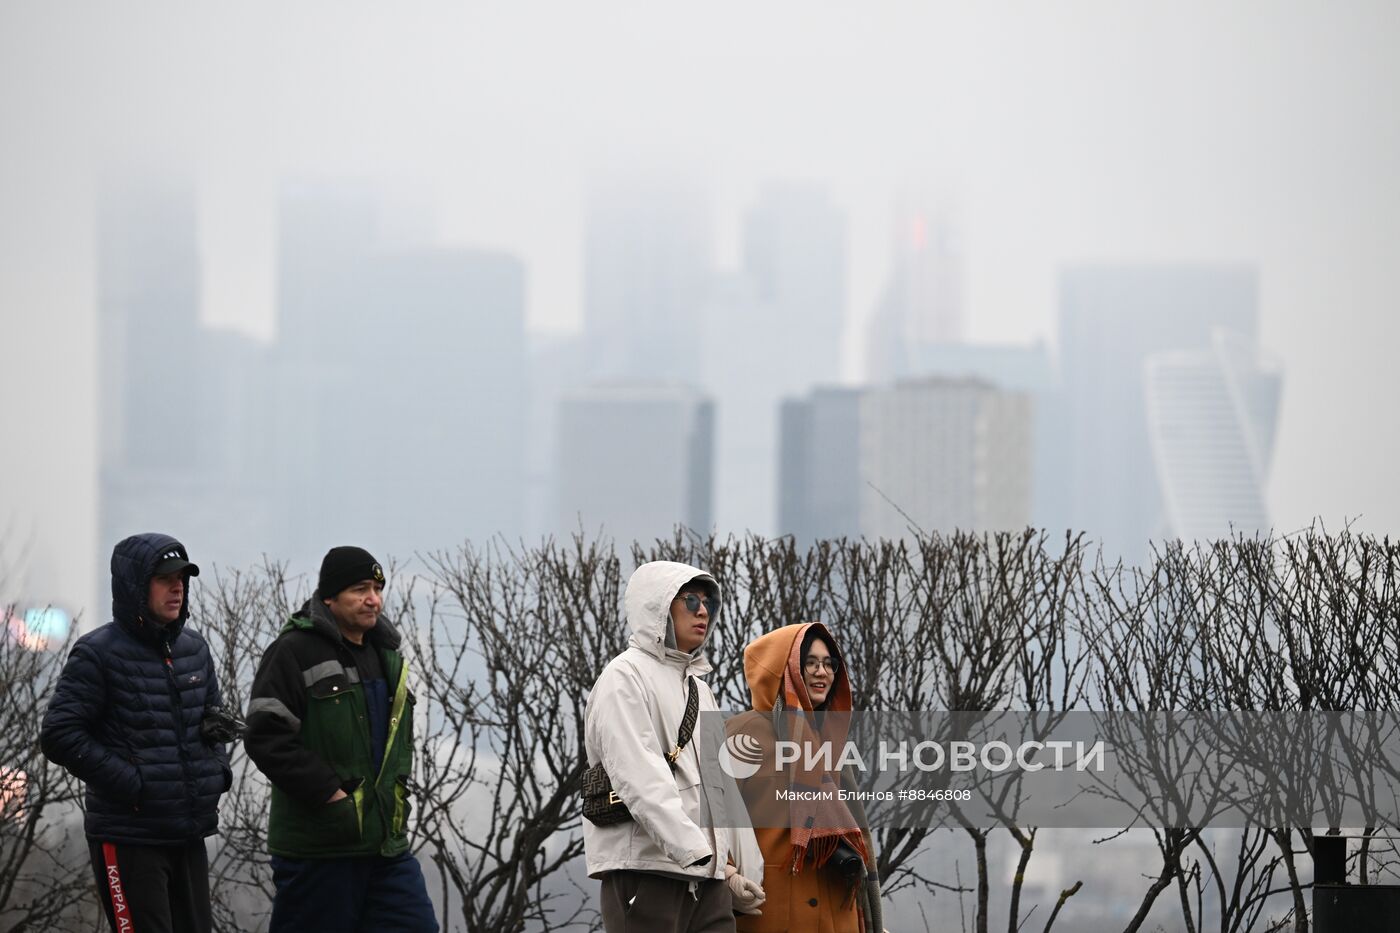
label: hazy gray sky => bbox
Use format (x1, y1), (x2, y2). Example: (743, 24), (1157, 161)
(3, 1), (1398, 614)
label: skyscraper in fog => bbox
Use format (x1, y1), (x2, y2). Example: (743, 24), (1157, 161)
(98, 180), (203, 477)
(865, 199), (965, 380)
(740, 183), (847, 380)
(553, 385), (713, 547)
(366, 248), (527, 554)
(777, 388), (863, 542)
(275, 185), (526, 569)
(859, 378), (1031, 539)
(703, 183), (847, 537)
(99, 182), (528, 587)
(98, 179), (276, 587)
(275, 185), (378, 567)
(524, 333), (591, 541)
(583, 178), (713, 384)
(98, 179), (200, 577)
(1058, 264), (1269, 561)
(1145, 329), (1282, 544)
(898, 342), (1066, 533)
(777, 379), (1031, 542)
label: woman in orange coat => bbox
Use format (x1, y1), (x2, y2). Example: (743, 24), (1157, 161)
(726, 622), (883, 933)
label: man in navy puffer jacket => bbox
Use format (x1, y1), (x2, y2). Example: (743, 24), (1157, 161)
(41, 532), (232, 933)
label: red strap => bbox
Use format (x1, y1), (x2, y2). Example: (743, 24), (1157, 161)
(102, 843), (136, 932)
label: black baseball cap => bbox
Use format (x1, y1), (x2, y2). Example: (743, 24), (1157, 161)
(153, 547), (200, 577)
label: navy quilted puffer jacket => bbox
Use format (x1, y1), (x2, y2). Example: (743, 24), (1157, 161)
(40, 532), (231, 844)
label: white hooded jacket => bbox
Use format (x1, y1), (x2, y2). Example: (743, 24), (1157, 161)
(583, 561), (764, 883)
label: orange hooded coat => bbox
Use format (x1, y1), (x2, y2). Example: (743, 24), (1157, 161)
(727, 622), (882, 933)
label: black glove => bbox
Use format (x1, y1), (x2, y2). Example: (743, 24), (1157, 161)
(201, 704), (246, 744)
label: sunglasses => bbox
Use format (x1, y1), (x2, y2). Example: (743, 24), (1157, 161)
(674, 593), (720, 617)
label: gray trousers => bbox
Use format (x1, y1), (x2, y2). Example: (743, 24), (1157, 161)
(601, 871), (735, 933)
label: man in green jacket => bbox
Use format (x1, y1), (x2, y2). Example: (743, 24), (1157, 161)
(245, 546), (437, 932)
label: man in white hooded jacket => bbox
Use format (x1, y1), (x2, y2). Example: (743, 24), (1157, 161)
(584, 561), (766, 932)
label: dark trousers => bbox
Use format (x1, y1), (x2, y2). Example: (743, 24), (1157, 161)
(269, 851), (438, 933)
(88, 838), (211, 933)
(601, 871), (735, 933)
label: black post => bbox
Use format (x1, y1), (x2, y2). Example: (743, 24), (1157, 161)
(1313, 835), (1346, 885)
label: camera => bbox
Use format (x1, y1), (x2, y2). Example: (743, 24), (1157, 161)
(829, 839), (865, 881)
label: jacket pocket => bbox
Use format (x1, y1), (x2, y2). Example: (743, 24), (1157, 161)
(318, 784), (365, 847)
(628, 778), (708, 868)
(125, 755), (145, 809)
(305, 678), (361, 763)
(392, 775), (411, 836)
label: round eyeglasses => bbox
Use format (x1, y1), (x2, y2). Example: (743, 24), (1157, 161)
(674, 593), (720, 617)
(803, 656), (840, 676)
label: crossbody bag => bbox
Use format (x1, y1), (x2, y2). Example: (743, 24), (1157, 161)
(582, 677), (699, 826)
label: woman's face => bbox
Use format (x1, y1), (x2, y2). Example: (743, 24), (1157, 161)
(802, 637), (837, 707)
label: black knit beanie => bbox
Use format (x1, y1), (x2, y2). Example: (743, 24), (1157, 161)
(318, 546), (385, 600)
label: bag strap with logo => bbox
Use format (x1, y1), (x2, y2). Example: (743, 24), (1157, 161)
(664, 677), (700, 768)
(582, 676), (701, 825)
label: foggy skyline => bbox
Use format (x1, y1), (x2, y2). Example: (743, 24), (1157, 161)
(4, 2), (1400, 618)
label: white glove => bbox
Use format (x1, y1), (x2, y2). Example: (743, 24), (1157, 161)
(724, 863), (766, 915)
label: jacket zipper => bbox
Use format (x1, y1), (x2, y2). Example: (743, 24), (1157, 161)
(349, 645), (410, 849)
(680, 665), (721, 877)
(338, 643), (382, 846)
(378, 660), (410, 838)
(163, 639), (181, 736)
(163, 638), (195, 828)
